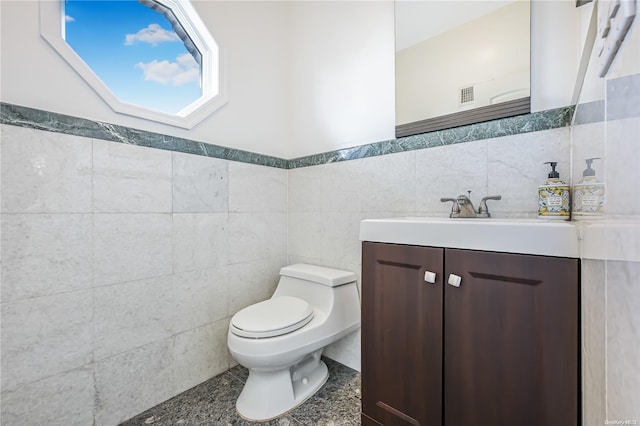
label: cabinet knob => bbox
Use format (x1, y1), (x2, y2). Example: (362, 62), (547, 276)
(424, 271), (437, 283)
(448, 274), (462, 287)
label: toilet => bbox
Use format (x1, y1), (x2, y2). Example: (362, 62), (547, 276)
(227, 263), (361, 421)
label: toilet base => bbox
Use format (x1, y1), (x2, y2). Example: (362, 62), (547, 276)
(236, 350), (328, 421)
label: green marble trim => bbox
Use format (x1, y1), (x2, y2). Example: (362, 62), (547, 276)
(288, 106), (575, 169)
(0, 103), (288, 169)
(1, 102), (574, 170)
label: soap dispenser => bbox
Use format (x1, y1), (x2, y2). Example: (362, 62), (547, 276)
(573, 157), (605, 216)
(538, 162), (571, 219)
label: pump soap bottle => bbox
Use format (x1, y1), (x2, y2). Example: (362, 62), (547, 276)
(574, 157), (605, 216)
(538, 162), (570, 219)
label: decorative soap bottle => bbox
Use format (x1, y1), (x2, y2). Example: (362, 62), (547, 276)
(538, 162), (571, 220)
(573, 157), (605, 216)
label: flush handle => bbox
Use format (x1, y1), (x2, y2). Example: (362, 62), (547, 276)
(448, 274), (462, 287)
(424, 271), (437, 284)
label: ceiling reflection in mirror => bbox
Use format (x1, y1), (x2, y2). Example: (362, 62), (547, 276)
(395, 0), (531, 137)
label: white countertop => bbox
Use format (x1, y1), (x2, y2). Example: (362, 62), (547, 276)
(577, 220), (640, 262)
(360, 217), (580, 258)
(360, 216), (640, 261)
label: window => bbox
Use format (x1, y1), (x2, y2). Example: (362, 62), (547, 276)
(41, 0), (226, 128)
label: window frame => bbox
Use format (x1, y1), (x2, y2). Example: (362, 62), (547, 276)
(40, 0), (227, 129)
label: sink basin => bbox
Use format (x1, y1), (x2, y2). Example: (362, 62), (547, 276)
(359, 217), (579, 258)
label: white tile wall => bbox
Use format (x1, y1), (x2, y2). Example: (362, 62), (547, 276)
(570, 121), (605, 189)
(288, 164), (323, 213)
(0, 129), (288, 425)
(172, 213), (229, 272)
(581, 260), (606, 425)
(289, 160), (365, 214)
(605, 117), (640, 216)
(93, 275), (174, 360)
(94, 339), (174, 426)
(1, 213), (92, 302)
(229, 161), (287, 213)
(229, 212), (287, 264)
(287, 131), (572, 369)
(93, 213), (173, 286)
(318, 161), (364, 213)
(173, 152), (228, 213)
(0, 367), (95, 426)
(323, 329), (362, 371)
(228, 257), (284, 314)
(488, 127), (571, 216)
(606, 260), (640, 420)
(0, 290), (93, 392)
(416, 140), (488, 215)
(172, 267), (229, 333)
(1, 117), (611, 423)
(93, 140), (172, 213)
(317, 212), (363, 267)
(360, 151), (417, 213)
(0, 125), (92, 213)
(287, 212), (325, 263)
(172, 320), (230, 394)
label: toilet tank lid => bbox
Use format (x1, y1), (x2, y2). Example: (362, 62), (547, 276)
(280, 264), (357, 287)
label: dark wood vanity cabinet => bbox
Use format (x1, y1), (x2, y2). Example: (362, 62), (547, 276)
(361, 242), (579, 426)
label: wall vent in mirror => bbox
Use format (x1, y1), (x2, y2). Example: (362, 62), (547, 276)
(459, 86), (475, 105)
(40, 0), (227, 129)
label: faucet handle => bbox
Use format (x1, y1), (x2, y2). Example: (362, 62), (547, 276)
(440, 198), (460, 216)
(478, 195), (502, 216)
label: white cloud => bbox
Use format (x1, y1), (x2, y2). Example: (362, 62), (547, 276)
(125, 23), (180, 46)
(65, 15), (75, 23)
(136, 53), (199, 86)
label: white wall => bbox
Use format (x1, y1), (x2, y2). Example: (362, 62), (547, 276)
(1, 1), (588, 159)
(288, 1), (396, 159)
(0, 1), (292, 158)
(0, 0), (396, 160)
(530, 0), (581, 112)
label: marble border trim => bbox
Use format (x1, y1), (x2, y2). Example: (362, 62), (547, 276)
(1, 102), (574, 170)
(288, 106), (575, 169)
(0, 103), (288, 169)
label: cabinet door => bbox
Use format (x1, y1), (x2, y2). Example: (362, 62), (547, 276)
(361, 242), (443, 426)
(444, 249), (579, 426)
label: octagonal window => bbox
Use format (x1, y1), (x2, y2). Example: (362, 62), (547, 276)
(40, 0), (227, 128)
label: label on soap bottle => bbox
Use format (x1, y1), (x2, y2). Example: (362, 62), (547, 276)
(582, 195), (598, 208)
(573, 182), (605, 216)
(538, 184), (571, 219)
(547, 195), (563, 208)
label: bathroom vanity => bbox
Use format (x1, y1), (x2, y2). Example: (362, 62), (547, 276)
(359, 218), (580, 426)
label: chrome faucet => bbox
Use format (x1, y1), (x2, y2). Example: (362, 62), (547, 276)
(440, 191), (502, 218)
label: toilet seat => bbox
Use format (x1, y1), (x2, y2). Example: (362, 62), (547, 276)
(231, 296), (314, 338)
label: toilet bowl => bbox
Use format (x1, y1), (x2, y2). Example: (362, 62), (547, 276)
(227, 264), (360, 421)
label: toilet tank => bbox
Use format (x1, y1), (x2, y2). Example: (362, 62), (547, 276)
(272, 264), (358, 316)
(280, 264), (357, 287)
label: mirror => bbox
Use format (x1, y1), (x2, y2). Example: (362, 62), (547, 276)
(395, 0), (531, 138)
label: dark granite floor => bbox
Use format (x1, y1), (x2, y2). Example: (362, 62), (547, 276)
(120, 358), (361, 425)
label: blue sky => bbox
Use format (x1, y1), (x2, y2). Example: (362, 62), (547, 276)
(65, 0), (202, 115)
